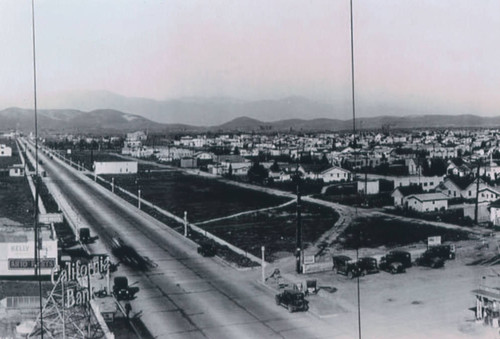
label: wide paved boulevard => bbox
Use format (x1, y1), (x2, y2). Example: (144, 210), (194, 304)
(24, 139), (355, 339)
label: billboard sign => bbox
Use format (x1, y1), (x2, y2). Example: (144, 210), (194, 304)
(428, 236), (442, 247)
(9, 258), (56, 270)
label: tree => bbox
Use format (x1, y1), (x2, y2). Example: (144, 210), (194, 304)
(270, 160), (280, 172)
(227, 164), (233, 178)
(248, 161), (268, 183)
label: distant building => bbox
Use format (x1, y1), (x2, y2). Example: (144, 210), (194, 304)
(321, 166), (351, 183)
(405, 193), (449, 212)
(180, 157), (197, 168)
(0, 227), (57, 277)
(126, 131), (147, 142)
(356, 180), (379, 195)
(93, 161), (138, 175)
(391, 185), (424, 207)
(8, 164), (24, 177)
(0, 145), (12, 157)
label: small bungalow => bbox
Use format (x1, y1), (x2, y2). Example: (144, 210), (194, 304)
(405, 192), (449, 212)
(320, 166), (352, 183)
(391, 185), (424, 207)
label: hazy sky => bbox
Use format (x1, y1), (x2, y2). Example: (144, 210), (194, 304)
(1, 0), (500, 116)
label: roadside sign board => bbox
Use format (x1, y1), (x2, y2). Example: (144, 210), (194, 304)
(39, 213), (64, 224)
(428, 236), (441, 247)
(303, 255), (315, 265)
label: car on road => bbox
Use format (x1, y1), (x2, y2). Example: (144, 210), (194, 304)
(357, 257), (379, 275)
(332, 255), (362, 279)
(275, 289), (308, 313)
(113, 276), (140, 301)
(416, 251), (445, 269)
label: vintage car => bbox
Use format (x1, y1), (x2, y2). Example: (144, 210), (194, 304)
(332, 255), (362, 279)
(379, 250), (412, 274)
(357, 256), (379, 275)
(426, 244), (455, 260)
(113, 276), (140, 301)
(275, 289), (308, 313)
(416, 251), (445, 269)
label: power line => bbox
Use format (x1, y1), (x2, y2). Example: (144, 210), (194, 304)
(31, 0), (44, 337)
(349, 1), (362, 338)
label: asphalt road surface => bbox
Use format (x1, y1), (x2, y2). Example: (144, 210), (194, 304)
(26, 141), (352, 339)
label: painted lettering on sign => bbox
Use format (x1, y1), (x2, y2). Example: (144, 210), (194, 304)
(9, 258), (56, 270)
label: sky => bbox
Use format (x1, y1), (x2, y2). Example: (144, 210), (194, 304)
(1, 0), (500, 117)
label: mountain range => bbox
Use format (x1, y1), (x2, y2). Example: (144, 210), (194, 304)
(2, 107), (500, 135)
(40, 91), (350, 125)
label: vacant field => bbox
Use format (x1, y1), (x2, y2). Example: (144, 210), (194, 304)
(337, 215), (471, 249)
(200, 202), (339, 261)
(103, 171), (289, 222)
(0, 176), (34, 225)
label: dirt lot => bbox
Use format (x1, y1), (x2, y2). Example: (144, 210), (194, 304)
(0, 176), (35, 225)
(281, 238), (500, 338)
(201, 202), (339, 261)
(103, 171), (289, 222)
(336, 215), (472, 250)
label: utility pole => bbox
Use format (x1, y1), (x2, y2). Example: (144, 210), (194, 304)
(475, 160), (481, 224)
(295, 174), (302, 274)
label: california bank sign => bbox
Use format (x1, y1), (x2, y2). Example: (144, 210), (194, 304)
(51, 255), (110, 308)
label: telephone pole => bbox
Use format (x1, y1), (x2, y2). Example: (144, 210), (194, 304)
(295, 174), (302, 274)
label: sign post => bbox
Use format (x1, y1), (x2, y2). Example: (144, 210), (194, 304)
(261, 246), (265, 283)
(184, 211), (188, 237)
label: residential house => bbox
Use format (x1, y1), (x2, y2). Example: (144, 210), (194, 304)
(391, 185), (424, 207)
(447, 161), (473, 177)
(405, 193), (449, 212)
(438, 177), (500, 203)
(301, 164), (328, 180)
(390, 175), (443, 191)
(320, 166), (352, 183)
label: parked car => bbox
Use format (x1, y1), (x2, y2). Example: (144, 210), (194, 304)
(379, 250), (412, 274)
(426, 244), (455, 260)
(332, 255), (362, 279)
(416, 251), (445, 269)
(113, 276), (140, 301)
(379, 259), (406, 274)
(357, 257), (379, 275)
(275, 289), (308, 313)
(383, 250), (412, 268)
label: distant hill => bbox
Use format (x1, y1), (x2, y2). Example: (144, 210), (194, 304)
(215, 114), (500, 132)
(40, 90), (349, 125)
(0, 107), (200, 134)
(2, 107), (500, 134)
